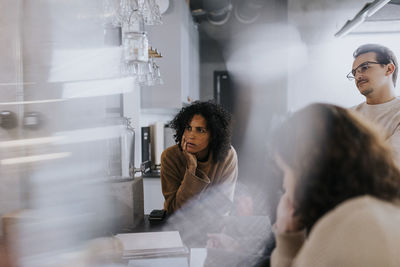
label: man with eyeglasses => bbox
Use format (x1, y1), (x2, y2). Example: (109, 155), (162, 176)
(349, 43), (400, 163)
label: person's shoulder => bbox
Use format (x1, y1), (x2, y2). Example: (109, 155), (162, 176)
(161, 144), (180, 159)
(296, 196), (400, 266)
(380, 98), (400, 121)
(349, 101), (366, 111)
(228, 145), (237, 156)
(390, 97), (400, 107)
(218, 146), (238, 170)
(316, 196), (394, 225)
(309, 196), (400, 242)
(225, 145), (238, 162)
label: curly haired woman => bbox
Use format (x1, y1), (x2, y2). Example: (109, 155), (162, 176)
(161, 101), (238, 214)
(270, 103), (400, 267)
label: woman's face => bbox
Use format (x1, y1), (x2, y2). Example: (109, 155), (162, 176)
(183, 114), (211, 159)
(275, 155), (296, 202)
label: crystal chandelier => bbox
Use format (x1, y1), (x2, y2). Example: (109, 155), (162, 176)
(104, 0), (162, 28)
(104, 0), (163, 86)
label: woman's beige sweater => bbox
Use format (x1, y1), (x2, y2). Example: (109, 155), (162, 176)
(271, 196), (400, 267)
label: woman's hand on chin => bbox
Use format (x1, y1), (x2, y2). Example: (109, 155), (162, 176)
(182, 135), (197, 172)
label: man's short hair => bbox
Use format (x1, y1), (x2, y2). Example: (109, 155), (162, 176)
(353, 44), (398, 86)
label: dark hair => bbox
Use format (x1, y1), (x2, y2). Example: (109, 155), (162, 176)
(271, 103), (400, 232)
(353, 43), (398, 86)
(170, 100), (232, 162)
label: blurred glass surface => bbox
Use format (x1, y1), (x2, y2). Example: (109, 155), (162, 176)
(0, 0), (133, 266)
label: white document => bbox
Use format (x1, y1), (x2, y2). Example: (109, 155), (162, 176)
(128, 257), (188, 267)
(115, 231), (187, 259)
(115, 231), (184, 251)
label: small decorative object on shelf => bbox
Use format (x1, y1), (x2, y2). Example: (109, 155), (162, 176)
(148, 47), (162, 58)
(121, 44), (163, 86)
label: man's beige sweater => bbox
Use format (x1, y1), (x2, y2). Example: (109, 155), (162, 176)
(271, 196), (400, 267)
(160, 144), (238, 214)
(351, 97), (400, 164)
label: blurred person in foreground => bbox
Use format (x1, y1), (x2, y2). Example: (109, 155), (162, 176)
(161, 101), (238, 214)
(270, 103), (400, 267)
(349, 44), (400, 163)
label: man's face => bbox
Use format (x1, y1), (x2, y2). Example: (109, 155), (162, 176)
(352, 52), (388, 97)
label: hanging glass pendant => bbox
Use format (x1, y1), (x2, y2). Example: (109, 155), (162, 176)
(121, 31), (150, 84)
(122, 31), (148, 62)
(104, 0), (163, 85)
(141, 0), (162, 25)
(104, 0), (161, 27)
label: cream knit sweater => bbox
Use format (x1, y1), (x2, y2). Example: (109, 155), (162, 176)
(351, 97), (400, 165)
(271, 196), (400, 267)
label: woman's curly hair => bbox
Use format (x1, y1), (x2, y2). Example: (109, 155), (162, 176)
(169, 101), (232, 163)
(271, 103), (400, 233)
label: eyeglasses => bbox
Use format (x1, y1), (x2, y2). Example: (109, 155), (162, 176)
(185, 125), (208, 134)
(346, 61), (382, 81)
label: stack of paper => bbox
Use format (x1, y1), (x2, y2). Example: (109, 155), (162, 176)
(128, 257), (189, 267)
(115, 231), (188, 259)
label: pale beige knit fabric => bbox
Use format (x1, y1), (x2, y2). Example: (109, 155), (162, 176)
(271, 196), (400, 267)
(161, 144), (238, 214)
(351, 97), (400, 165)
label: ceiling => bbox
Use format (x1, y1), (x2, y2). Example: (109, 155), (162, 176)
(188, 0), (287, 45)
(350, 0), (400, 35)
(190, 0), (400, 40)
(188, 0), (400, 50)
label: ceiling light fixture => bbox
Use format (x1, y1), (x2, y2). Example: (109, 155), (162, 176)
(335, 0), (391, 38)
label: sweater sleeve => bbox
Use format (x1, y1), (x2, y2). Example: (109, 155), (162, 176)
(272, 197), (400, 267)
(161, 149), (211, 214)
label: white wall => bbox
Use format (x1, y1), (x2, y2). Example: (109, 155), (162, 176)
(142, 0), (182, 109)
(141, 0), (199, 108)
(0, 2), (132, 261)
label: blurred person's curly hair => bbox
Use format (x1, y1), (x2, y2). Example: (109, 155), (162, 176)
(170, 101), (232, 163)
(271, 103), (400, 233)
